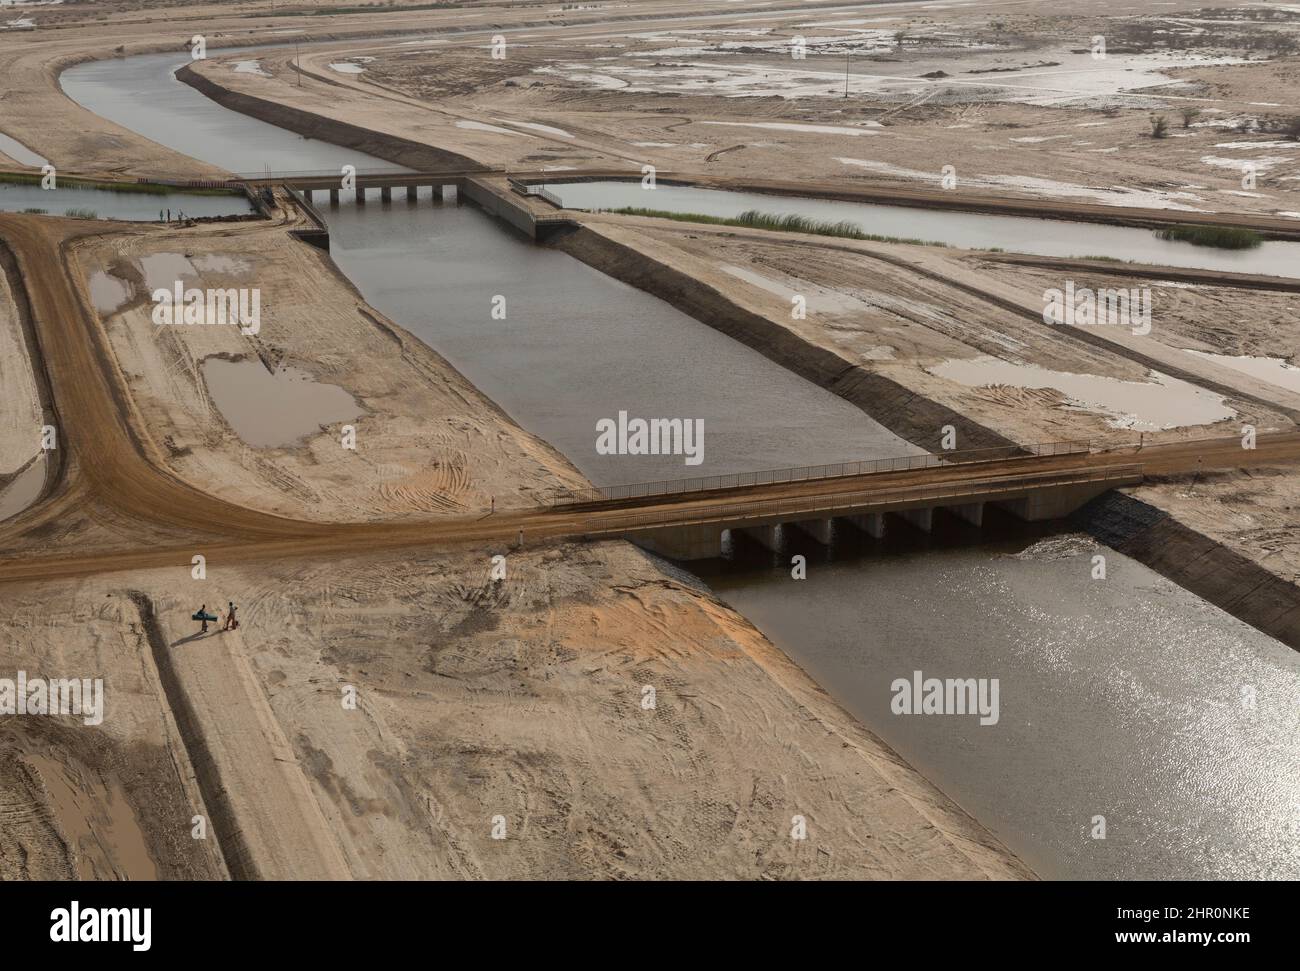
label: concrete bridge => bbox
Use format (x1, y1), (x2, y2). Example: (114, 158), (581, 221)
(560, 443), (1149, 560)
(239, 166), (497, 202)
(240, 167), (576, 239)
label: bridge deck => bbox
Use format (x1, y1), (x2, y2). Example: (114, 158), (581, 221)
(585, 465), (1143, 538)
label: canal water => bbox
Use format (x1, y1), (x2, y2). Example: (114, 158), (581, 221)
(59, 44), (1300, 879)
(0, 179), (253, 221)
(552, 180), (1300, 279)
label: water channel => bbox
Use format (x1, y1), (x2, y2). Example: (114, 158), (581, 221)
(58, 47), (1300, 879)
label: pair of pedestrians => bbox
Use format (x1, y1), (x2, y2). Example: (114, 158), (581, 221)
(194, 601), (239, 635)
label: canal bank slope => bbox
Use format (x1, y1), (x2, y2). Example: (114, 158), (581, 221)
(0, 544), (1034, 880)
(0, 145), (1034, 883)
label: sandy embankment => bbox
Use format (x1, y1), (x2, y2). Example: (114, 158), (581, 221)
(0, 243), (45, 504)
(71, 194), (586, 522)
(10, 193), (1034, 878)
(0, 578), (227, 880)
(553, 216), (1297, 449)
(550, 215), (1300, 650)
(1, 541), (1031, 880)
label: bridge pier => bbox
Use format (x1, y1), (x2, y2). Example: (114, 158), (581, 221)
(329, 189), (339, 206)
(845, 513), (886, 539)
(998, 482), (1119, 522)
(406, 185), (418, 202)
(431, 184), (444, 202)
(947, 502), (985, 527)
(631, 524), (722, 561)
(899, 508), (933, 533)
(794, 519), (833, 545)
(356, 186), (366, 205)
(303, 188), (313, 203)
(380, 186), (392, 203)
(742, 524), (782, 553)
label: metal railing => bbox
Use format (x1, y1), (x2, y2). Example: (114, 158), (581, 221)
(581, 464), (1142, 537)
(135, 176), (242, 190)
(235, 167), (492, 180)
(558, 440), (1092, 505)
(508, 179), (565, 209)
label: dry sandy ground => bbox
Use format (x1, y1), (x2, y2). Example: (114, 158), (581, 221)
(0, 579), (226, 880)
(0, 0), (854, 175)
(197, 0), (1300, 218)
(2, 0), (1294, 882)
(1136, 469), (1300, 585)
(570, 213), (1298, 447)
(69, 194), (585, 523)
(0, 541), (1031, 880)
(0, 255), (42, 492)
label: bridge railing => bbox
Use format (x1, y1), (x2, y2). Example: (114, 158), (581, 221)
(134, 176), (243, 190)
(580, 464), (1141, 536)
(558, 440), (1092, 505)
(234, 168), (410, 180)
(509, 178), (565, 209)
(234, 167), (502, 182)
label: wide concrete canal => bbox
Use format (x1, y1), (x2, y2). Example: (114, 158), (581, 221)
(61, 45), (1300, 880)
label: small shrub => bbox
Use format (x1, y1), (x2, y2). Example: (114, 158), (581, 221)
(1154, 224), (1263, 249)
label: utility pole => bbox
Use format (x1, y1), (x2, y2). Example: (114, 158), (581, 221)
(296, 38), (302, 87)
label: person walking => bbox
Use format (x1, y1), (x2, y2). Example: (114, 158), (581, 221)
(198, 604), (210, 634)
(166, 208), (171, 222)
(223, 601), (238, 631)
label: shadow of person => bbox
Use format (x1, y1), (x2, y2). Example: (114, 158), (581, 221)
(170, 631), (210, 648)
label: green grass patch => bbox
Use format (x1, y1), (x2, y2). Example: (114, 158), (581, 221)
(20, 208), (46, 215)
(0, 171), (241, 197)
(62, 208), (98, 220)
(1154, 224), (1263, 249)
(603, 207), (947, 246)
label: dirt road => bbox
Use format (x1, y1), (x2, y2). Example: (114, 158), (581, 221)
(2, 208), (1298, 586)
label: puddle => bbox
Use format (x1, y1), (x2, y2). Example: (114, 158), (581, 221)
(0, 453), (45, 521)
(533, 48), (1256, 104)
(25, 753), (157, 881)
(88, 270), (131, 314)
(503, 121), (573, 138)
(232, 60), (270, 76)
(328, 62), (366, 74)
(202, 358), (362, 447)
(698, 120), (878, 136)
(927, 355), (1235, 430)
(836, 157), (1206, 211)
(138, 252), (196, 291)
(455, 120), (533, 137)
(1184, 349), (1300, 396)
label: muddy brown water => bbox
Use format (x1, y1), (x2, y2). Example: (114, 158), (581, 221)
(697, 515), (1300, 880)
(0, 181), (253, 221)
(201, 359), (364, 448)
(59, 41), (1300, 880)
